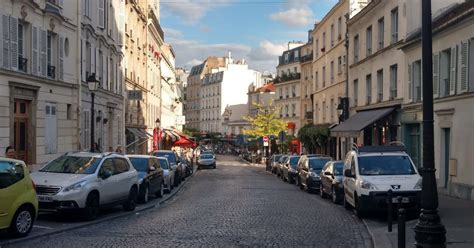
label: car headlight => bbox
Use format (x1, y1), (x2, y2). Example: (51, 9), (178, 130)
(63, 180), (87, 192)
(360, 180), (378, 190)
(414, 178), (422, 190)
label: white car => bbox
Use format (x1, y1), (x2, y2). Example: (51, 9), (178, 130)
(31, 152), (139, 220)
(156, 157), (174, 193)
(342, 145), (422, 217)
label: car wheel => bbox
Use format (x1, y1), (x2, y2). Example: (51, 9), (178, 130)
(123, 187), (138, 212)
(139, 184), (149, 204)
(9, 206), (34, 238)
(299, 177), (304, 190)
(213, 164), (216, 169)
(354, 195), (366, 218)
(156, 182), (164, 198)
(319, 183), (326, 198)
(83, 192), (100, 221)
(332, 186), (339, 204)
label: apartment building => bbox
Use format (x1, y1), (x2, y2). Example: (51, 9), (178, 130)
(247, 82), (276, 117)
(300, 35), (313, 127)
(311, 0), (351, 158)
(275, 43), (304, 135)
(160, 43), (180, 131)
(400, 0), (473, 200)
(0, 0), (80, 164)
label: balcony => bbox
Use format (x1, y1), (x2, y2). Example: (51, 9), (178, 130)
(18, 56), (27, 73)
(274, 72), (301, 84)
(300, 53), (313, 62)
(47, 65), (56, 79)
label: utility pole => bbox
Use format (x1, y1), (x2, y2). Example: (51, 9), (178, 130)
(414, 0), (446, 246)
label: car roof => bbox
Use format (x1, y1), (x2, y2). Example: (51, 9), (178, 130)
(0, 157), (26, 165)
(126, 155), (154, 159)
(154, 150), (175, 153)
(357, 152), (409, 157)
(308, 156), (332, 160)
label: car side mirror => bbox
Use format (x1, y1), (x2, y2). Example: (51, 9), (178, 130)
(100, 170), (112, 179)
(344, 169), (353, 178)
(324, 171), (332, 176)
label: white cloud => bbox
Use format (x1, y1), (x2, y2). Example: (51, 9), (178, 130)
(163, 27), (183, 39)
(162, 0), (230, 24)
(248, 40), (286, 61)
(270, 8), (314, 27)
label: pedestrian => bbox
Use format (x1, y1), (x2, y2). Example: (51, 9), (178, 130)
(4, 146), (16, 159)
(91, 142), (101, 153)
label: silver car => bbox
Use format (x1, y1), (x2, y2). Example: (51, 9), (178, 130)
(197, 154), (216, 169)
(156, 157), (175, 193)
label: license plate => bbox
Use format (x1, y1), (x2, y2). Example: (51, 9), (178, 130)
(391, 197), (409, 203)
(37, 195), (53, 202)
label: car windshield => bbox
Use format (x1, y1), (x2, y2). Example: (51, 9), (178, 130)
(200, 154), (214, 160)
(155, 152), (176, 164)
(309, 158), (331, 171)
(0, 161), (24, 189)
(40, 156), (100, 174)
(289, 157), (299, 167)
(358, 155), (417, 175)
(158, 159), (169, 170)
(129, 158), (148, 172)
(274, 155), (282, 161)
(334, 162), (344, 175)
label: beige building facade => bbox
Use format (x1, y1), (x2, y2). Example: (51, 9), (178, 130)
(300, 40), (313, 127)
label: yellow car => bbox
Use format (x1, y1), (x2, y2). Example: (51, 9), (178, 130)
(0, 158), (38, 237)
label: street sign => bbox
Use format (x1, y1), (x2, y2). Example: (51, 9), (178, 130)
(263, 136), (269, 147)
(127, 90), (143, 100)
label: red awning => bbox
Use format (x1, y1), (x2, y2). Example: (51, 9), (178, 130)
(172, 134), (197, 148)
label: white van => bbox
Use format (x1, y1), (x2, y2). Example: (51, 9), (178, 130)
(342, 145), (422, 217)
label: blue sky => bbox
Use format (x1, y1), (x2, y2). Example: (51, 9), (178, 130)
(161, 0), (338, 72)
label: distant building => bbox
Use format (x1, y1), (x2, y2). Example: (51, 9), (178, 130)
(248, 82), (277, 117)
(222, 104), (250, 137)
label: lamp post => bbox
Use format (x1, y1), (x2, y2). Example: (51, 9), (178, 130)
(414, 0), (446, 246)
(87, 73), (100, 152)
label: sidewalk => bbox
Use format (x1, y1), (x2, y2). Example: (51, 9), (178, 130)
(367, 194), (474, 248)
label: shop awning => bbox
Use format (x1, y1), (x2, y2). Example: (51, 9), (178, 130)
(126, 128), (151, 139)
(330, 107), (396, 137)
(162, 129), (180, 142)
(173, 134), (197, 148)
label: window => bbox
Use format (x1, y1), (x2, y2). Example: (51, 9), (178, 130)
(354, 35), (359, 63)
(285, 87), (289, 98)
(366, 74), (372, 104)
(0, 161), (25, 189)
(47, 33), (52, 65)
(330, 98), (334, 122)
(413, 60), (422, 102)
(338, 17), (342, 40)
(378, 17), (384, 50)
(338, 56), (342, 74)
(330, 24), (334, 47)
(291, 104), (296, 116)
(322, 32), (326, 51)
(315, 71), (319, 90)
(330, 61), (334, 83)
(67, 104), (72, 120)
(18, 23), (26, 72)
(98, 0), (105, 28)
(322, 101), (326, 122)
(322, 66), (326, 87)
(279, 88), (283, 99)
(353, 79), (358, 105)
(292, 85), (296, 97)
(45, 103), (57, 154)
(315, 39), (319, 57)
(366, 25), (372, 56)
(294, 67), (297, 73)
(377, 69), (383, 102)
(285, 105), (289, 116)
(391, 7), (398, 44)
(315, 103), (319, 122)
(390, 64), (398, 99)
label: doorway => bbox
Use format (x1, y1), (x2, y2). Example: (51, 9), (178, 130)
(13, 99), (30, 163)
(442, 128), (451, 188)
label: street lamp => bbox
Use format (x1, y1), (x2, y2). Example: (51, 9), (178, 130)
(87, 73), (100, 152)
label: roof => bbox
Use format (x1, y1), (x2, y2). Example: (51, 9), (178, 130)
(255, 83), (276, 93)
(331, 107), (396, 137)
(224, 104), (249, 122)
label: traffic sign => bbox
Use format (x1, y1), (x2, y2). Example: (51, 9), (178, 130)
(263, 135), (269, 147)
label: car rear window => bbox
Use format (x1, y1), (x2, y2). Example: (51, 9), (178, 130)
(155, 152), (177, 164)
(289, 157), (300, 166)
(358, 155), (416, 175)
(158, 159), (169, 170)
(0, 161), (24, 189)
(129, 158), (148, 172)
(200, 154), (214, 160)
(334, 162), (344, 175)
(308, 158), (331, 171)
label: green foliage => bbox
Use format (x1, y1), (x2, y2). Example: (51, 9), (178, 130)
(297, 124), (329, 153)
(243, 102), (287, 140)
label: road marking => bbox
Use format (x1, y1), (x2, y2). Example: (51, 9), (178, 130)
(33, 225), (54, 230)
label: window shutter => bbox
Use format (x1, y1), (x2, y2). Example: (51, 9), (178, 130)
(102, 53), (107, 90)
(90, 43), (95, 75)
(449, 46), (457, 95)
(98, 0), (105, 28)
(95, 46), (99, 79)
(408, 63), (412, 102)
(40, 29), (47, 77)
(458, 41), (468, 93)
(0, 15), (4, 68)
(9, 16), (18, 71)
(433, 53), (439, 98)
(81, 39), (86, 81)
(31, 26), (39, 75)
(2, 15), (10, 69)
(58, 35), (64, 80)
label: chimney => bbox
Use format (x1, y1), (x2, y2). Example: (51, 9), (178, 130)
(228, 50), (232, 60)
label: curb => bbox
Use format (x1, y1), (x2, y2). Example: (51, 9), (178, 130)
(0, 168), (196, 247)
(362, 219), (377, 248)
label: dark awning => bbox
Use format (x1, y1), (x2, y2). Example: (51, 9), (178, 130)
(126, 128), (151, 139)
(330, 107), (396, 137)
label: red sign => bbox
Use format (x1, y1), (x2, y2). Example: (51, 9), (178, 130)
(263, 136), (269, 142)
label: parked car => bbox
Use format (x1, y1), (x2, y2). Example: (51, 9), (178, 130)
(342, 145), (421, 217)
(153, 150), (183, 187)
(296, 156), (332, 193)
(197, 153), (216, 169)
(31, 152), (139, 220)
(127, 155), (165, 203)
(319, 161), (345, 204)
(269, 154), (282, 173)
(281, 155), (300, 184)
(276, 155), (289, 177)
(0, 158), (38, 238)
(178, 156), (192, 178)
(157, 157), (174, 193)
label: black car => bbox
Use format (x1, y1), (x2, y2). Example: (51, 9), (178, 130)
(319, 161), (344, 204)
(153, 150), (183, 187)
(281, 155), (300, 184)
(296, 156), (332, 193)
(127, 155), (165, 203)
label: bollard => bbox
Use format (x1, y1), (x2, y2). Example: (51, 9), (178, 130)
(398, 208), (406, 248)
(387, 189), (393, 232)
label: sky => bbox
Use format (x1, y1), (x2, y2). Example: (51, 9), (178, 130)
(160, 0), (339, 73)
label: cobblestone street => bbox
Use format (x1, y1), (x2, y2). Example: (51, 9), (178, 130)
(9, 156), (372, 247)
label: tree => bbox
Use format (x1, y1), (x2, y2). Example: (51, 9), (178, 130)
(298, 124), (329, 154)
(243, 102), (287, 139)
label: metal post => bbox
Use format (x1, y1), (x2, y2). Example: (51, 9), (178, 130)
(398, 208), (406, 248)
(387, 189), (393, 232)
(90, 92), (95, 152)
(414, 0), (446, 246)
